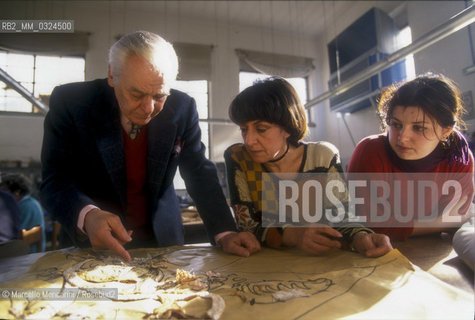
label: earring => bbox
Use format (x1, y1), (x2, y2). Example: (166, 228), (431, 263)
(440, 135), (450, 148)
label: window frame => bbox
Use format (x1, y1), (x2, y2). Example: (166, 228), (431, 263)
(0, 50), (85, 114)
(172, 79), (211, 190)
(239, 70), (309, 104)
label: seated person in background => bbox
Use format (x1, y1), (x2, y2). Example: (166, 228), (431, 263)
(40, 31), (260, 261)
(0, 189), (21, 242)
(0, 189), (29, 258)
(224, 77), (392, 257)
(0, 173), (46, 252)
(347, 73), (474, 241)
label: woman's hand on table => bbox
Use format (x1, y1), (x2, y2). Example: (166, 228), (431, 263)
(352, 232), (393, 257)
(283, 224), (343, 256)
(218, 231), (261, 257)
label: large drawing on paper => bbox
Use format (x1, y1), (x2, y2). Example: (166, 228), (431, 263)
(0, 247), (472, 319)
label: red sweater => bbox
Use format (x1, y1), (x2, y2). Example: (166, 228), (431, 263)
(122, 127), (153, 240)
(347, 134), (474, 240)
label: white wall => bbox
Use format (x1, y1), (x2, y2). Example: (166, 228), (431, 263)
(408, 1), (475, 132)
(0, 115), (44, 163)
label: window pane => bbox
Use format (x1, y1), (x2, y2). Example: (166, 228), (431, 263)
(173, 80), (208, 119)
(174, 171), (186, 190)
(173, 79), (210, 190)
(35, 56), (85, 97)
(3, 53), (34, 84)
(287, 78), (308, 104)
(0, 96), (32, 112)
(397, 26), (415, 80)
(239, 71), (308, 104)
(173, 122), (210, 191)
(0, 52), (34, 111)
(0, 51), (85, 113)
(173, 80), (209, 147)
(239, 72), (269, 92)
(0, 51), (7, 66)
(193, 93), (209, 119)
(4, 85), (33, 97)
(5, 52), (34, 68)
(199, 122), (209, 153)
(0, 82), (33, 112)
(5, 66), (33, 84)
(35, 82), (57, 98)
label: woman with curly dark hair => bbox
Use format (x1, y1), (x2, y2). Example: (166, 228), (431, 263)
(347, 73), (474, 244)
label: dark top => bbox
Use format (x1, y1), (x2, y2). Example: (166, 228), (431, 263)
(0, 190), (21, 242)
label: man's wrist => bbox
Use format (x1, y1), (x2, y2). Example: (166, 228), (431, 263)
(78, 204), (99, 235)
(214, 231), (237, 246)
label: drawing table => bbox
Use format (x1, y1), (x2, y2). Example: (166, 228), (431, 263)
(0, 234), (473, 319)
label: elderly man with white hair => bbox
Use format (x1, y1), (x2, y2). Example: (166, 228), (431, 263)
(40, 31), (260, 261)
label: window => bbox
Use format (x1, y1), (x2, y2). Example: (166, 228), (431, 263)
(239, 71), (308, 104)
(0, 51), (85, 113)
(396, 26), (416, 80)
(173, 80), (209, 155)
(172, 79), (209, 190)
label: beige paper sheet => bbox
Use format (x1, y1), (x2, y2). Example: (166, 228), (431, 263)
(0, 247), (472, 319)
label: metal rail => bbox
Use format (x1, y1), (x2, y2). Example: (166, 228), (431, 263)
(0, 68), (49, 114)
(305, 4), (475, 109)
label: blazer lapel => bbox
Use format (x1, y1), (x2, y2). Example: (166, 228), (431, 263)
(147, 110), (177, 202)
(96, 127), (127, 210)
(93, 86), (127, 211)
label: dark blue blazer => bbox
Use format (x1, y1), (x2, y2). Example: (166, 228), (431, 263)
(40, 79), (237, 247)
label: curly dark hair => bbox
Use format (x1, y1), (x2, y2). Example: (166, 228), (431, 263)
(0, 173), (32, 197)
(378, 73), (466, 143)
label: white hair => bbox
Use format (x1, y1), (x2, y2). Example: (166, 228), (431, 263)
(108, 31), (178, 87)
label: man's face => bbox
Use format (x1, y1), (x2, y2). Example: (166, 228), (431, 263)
(108, 55), (169, 126)
(240, 120), (290, 163)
